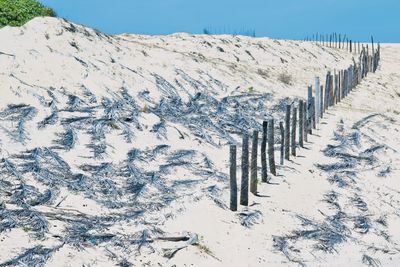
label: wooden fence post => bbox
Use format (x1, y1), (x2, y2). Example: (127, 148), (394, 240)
(346, 69), (349, 96)
(339, 70), (342, 101)
(299, 100), (304, 148)
(334, 71), (339, 104)
(312, 96), (316, 129)
(279, 121), (284, 165)
(291, 107), (297, 156)
(324, 71), (331, 111)
(315, 76), (320, 124)
(267, 119), (276, 176)
(285, 105), (291, 160)
(320, 85), (324, 118)
(230, 145), (237, 211)
(240, 133), (249, 206)
(329, 74), (334, 106)
(303, 101), (308, 142)
(261, 121), (268, 183)
(342, 70), (346, 98)
(250, 130), (258, 195)
(307, 86), (313, 134)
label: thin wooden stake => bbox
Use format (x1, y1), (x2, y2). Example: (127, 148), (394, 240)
(315, 76), (320, 124)
(307, 86), (313, 134)
(250, 130), (258, 195)
(240, 133), (249, 206)
(291, 107), (297, 156)
(261, 121), (268, 183)
(299, 100), (304, 148)
(285, 105), (291, 160)
(229, 145), (237, 211)
(320, 85), (324, 118)
(279, 121), (284, 165)
(303, 101), (308, 142)
(267, 119), (276, 176)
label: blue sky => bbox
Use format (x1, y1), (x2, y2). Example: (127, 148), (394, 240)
(39, 0), (400, 42)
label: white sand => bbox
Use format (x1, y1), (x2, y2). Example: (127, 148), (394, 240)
(0, 17), (399, 266)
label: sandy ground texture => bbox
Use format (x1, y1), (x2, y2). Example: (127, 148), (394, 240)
(0, 17), (399, 266)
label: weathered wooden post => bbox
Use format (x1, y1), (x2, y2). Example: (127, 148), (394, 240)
(344, 69), (348, 97)
(285, 105), (291, 160)
(303, 101), (308, 142)
(307, 86), (313, 134)
(324, 71), (331, 111)
(250, 130), (258, 195)
(329, 72), (334, 106)
(279, 121), (284, 165)
(299, 100), (304, 148)
(366, 44), (370, 74)
(341, 70), (344, 98)
(291, 107), (297, 156)
(267, 119), (276, 176)
(334, 71), (338, 104)
(261, 121), (268, 183)
(320, 85), (324, 117)
(339, 70), (342, 99)
(371, 36), (375, 55)
(315, 77), (320, 124)
(240, 133), (249, 206)
(230, 145), (237, 211)
(312, 96), (316, 129)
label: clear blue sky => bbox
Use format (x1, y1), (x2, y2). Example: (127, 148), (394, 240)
(39, 0), (400, 43)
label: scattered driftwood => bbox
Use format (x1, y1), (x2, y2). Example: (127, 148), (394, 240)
(160, 232), (199, 258)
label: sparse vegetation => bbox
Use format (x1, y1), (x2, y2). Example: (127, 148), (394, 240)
(203, 27), (256, 37)
(278, 72), (293, 85)
(0, 0), (56, 27)
(257, 68), (269, 79)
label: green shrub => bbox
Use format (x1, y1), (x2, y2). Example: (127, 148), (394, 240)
(0, 0), (55, 27)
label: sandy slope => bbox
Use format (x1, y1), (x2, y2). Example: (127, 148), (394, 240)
(157, 44), (400, 267)
(0, 17), (398, 266)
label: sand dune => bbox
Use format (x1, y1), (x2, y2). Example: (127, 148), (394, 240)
(0, 17), (399, 266)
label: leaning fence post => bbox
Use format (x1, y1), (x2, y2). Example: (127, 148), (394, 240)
(267, 119), (276, 176)
(250, 130), (258, 195)
(291, 107), (297, 156)
(261, 121), (268, 183)
(299, 100), (304, 148)
(230, 145), (237, 211)
(279, 121), (284, 165)
(240, 133), (249, 206)
(285, 105), (291, 160)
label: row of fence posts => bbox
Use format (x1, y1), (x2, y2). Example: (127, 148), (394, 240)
(304, 33), (380, 59)
(229, 40), (381, 211)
